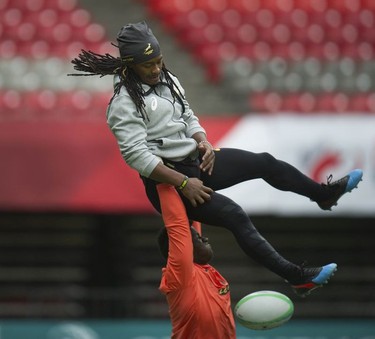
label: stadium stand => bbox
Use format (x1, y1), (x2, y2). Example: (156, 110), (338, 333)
(0, 0), (115, 120)
(145, 0), (375, 113)
(2, 0), (375, 117)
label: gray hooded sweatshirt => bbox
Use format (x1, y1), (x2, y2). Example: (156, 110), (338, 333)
(106, 73), (206, 178)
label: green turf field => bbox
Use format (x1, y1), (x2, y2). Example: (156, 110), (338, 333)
(0, 319), (374, 338)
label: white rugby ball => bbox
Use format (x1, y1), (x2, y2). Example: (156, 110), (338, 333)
(234, 290), (294, 330)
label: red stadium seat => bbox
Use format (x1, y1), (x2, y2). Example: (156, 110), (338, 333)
(63, 8), (91, 29)
(44, 0), (77, 12)
(249, 92), (282, 113)
(23, 90), (59, 117)
(230, 0), (261, 12)
(0, 90), (23, 116)
(235, 23), (258, 45)
(34, 8), (60, 31)
(297, 93), (317, 112)
(349, 94), (368, 111)
(315, 93), (336, 112)
(0, 39), (17, 58)
(248, 91), (375, 114)
(365, 93), (375, 112)
(281, 93), (300, 111)
(17, 40), (51, 59)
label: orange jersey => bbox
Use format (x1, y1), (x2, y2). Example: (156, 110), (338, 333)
(157, 184), (236, 339)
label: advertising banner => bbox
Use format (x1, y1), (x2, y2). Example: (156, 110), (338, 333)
(217, 114), (375, 216)
(0, 114), (373, 215)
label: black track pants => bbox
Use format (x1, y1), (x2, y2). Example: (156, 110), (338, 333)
(143, 148), (325, 282)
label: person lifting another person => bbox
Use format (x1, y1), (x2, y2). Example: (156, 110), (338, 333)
(70, 21), (363, 297)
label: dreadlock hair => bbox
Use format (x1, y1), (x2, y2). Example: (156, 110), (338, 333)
(69, 49), (186, 121)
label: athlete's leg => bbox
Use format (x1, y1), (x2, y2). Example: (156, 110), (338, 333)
(144, 175), (302, 282)
(183, 190), (303, 282)
(202, 148), (357, 203)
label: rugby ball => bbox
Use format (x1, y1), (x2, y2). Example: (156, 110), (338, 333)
(234, 290), (294, 330)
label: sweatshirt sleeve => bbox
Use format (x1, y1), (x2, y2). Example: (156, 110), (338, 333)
(157, 184), (193, 291)
(106, 93), (161, 177)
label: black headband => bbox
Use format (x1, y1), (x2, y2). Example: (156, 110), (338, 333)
(117, 21), (161, 65)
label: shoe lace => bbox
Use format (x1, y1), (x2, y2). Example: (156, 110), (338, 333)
(325, 174), (346, 188)
(326, 174), (333, 185)
(296, 260), (308, 281)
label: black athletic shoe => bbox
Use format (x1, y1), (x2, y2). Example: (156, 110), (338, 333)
(317, 169), (363, 211)
(289, 263), (338, 297)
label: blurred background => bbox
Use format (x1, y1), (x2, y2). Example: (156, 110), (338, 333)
(0, 0), (374, 338)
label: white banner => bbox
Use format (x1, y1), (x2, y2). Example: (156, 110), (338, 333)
(217, 114), (375, 216)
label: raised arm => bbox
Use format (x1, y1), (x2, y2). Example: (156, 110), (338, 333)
(157, 184), (193, 287)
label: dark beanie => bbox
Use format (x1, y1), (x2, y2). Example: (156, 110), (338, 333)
(117, 21), (161, 65)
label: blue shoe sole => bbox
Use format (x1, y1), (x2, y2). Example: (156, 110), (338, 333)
(312, 263), (338, 285)
(345, 169), (363, 193)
